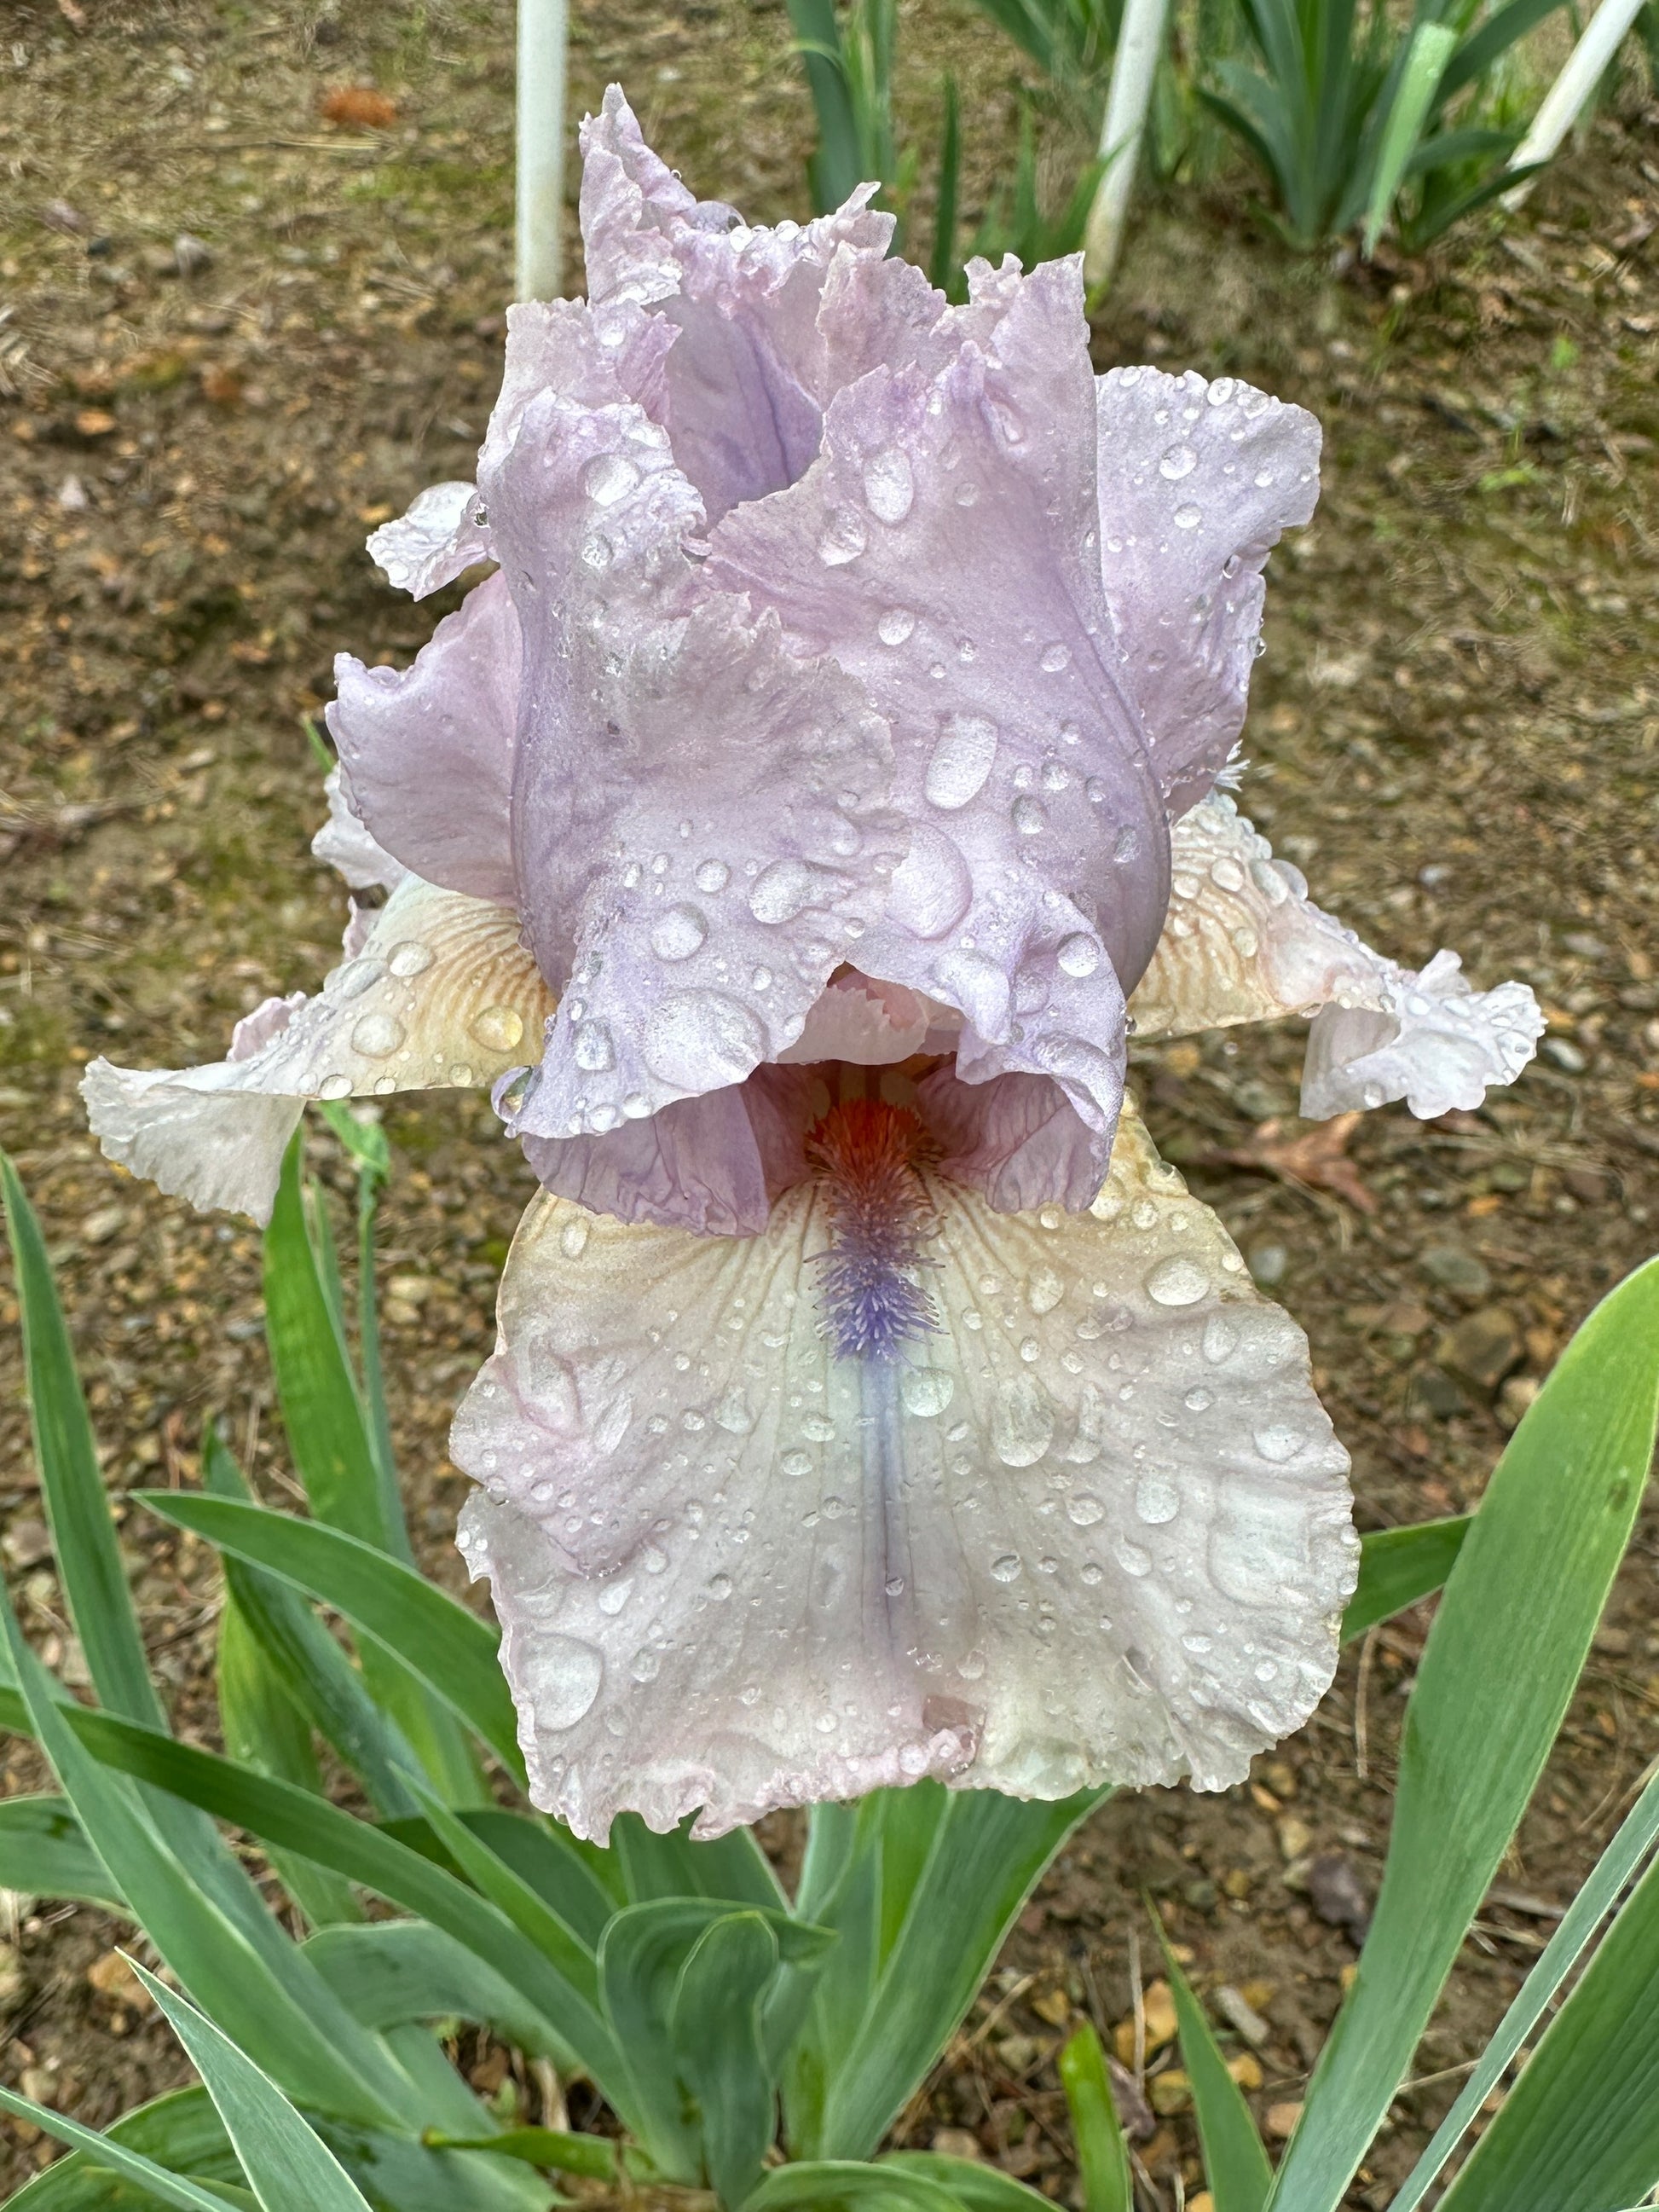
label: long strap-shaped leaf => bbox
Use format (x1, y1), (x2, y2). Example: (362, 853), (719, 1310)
(806, 1785), (1106, 2160)
(1268, 1257), (1659, 2211)
(1394, 1757), (1659, 2209)
(1433, 1844), (1659, 2210)
(133, 1962), (374, 2212)
(0, 1671), (627, 2110)
(0, 2082), (251, 2212)
(2, 1155), (373, 1972)
(135, 1490), (525, 1785)
(0, 1792), (124, 1908)
(2, 2085), (248, 2211)
(1340, 1516), (1469, 1642)
(1159, 1934), (1271, 2212)
(0, 1595), (408, 2129)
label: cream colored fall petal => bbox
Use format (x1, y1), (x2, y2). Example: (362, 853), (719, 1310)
(1128, 793), (1544, 1119)
(450, 1099), (1357, 1840)
(83, 879), (556, 1225)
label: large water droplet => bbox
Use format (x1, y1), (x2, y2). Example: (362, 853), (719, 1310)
(887, 822), (972, 939)
(334, 957), (385, 1000)
(1026, 1265), (1065, 1315)
(695, 859), (731, 894)
(924, 712), (998, 810)
(1173, 503), (1202, 530)
(1136, 1474), (1181, 1524)
(532, 1634), (604, 1728)
(1211, 856), (1246, 893)
(749, 857), (829, 925)
(877, 605), (916, 646)
(1115, 1538), (1153, 1578)
(318, 1072), (353, 1100)
(1057, 932), (1101, 978)
(715, 1387), (754, 1435)
(818, 508), (868, 565)
(1066, 1492), (1105, 1527)
(901, 1366), (955, 1417)
(559, 1213), (589, 1259)
(650, 904), (708, 962)
(471, 1004), (524, 1053)
(1011, 795), (1046, 837)
(574, 1020), (615, 1071)
(1145, 1255), (1210, 1307)
(863, 448), (915, 525)
(1159, 443), (1198, 480)
(1039, 641), (1071, 673)
(992, 1375), (1055, 1467)
(388, 941), (434, 979)
(1253, 1424), (1304, 1463)
(644, 990), (766, 1089)
(351, 1011), (406, 1058)
(1202, 1314), (1240, 1364)
(990, 1553), (1022, 1584)
(581, 451), (641, 507)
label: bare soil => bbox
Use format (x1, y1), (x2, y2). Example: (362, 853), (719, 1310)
(2, 1), (1657, 2205)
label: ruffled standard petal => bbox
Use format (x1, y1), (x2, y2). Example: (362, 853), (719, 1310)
(482, 353), (903, 1167)
(83, 881), (556, 1224)
(1094, 368), (1321, 817)
(328, 571), (520, 903)
(579, 85), (893, 521)
(506, 596), (903, 1149)
(1128, 792), (1545, 1118)
(449, 1097), (1356, 1840)
(708, 259), (1171, 1197)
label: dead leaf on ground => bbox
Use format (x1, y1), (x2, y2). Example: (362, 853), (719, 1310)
(1211, 1113), (1379, 1214)
(321, 86), (399, 129)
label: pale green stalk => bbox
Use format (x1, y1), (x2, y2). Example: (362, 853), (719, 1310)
(516, 0), (568, 299)
(1082, 0), (1170, 288)
(1504, 0), (1646, 200)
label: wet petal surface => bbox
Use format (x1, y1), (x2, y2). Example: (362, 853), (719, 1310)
(451, 1098), (1356, 1839)
(1129, 793), (1544, 1118)
(84, 880), (555, 1222)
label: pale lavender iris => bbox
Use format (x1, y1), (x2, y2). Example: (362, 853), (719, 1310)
(84, 90), (1544, 1841)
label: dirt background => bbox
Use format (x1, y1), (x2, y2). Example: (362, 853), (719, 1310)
(1, 0), (1657, 2204)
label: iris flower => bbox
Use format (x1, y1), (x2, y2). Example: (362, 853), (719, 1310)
(84, 92), (1543, 1840)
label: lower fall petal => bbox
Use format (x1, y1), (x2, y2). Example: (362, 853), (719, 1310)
(449, 1097), (1356, 1839)
(1129, 792), (1544, 1117)
(84, 880), (555, 1224)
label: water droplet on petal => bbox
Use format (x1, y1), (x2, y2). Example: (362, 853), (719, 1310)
(749, 857), (826, 925)
(900, 1366), (955, 1417)
(818, 508), (867, 565)
(924, 712), (998, 810)
(1114, 1538), (1153, 1578)
(351, 1011), (406, 1058)
(992, 1375), (1055, 1467)
(887, 822), (972, 940)
(388, 941), (434, 978)
(877, 605), (916, 646)
(1145, 1255), (1210, 1306)
(559, 1214), (589, 1259)
(643, 990), (766, 1089)
(990, 1553), (1022, 1584)
(1253, 1424), (1304, 1462)
(1057, 932), (1101, 978)
(1026, 1266), (1065, 1315)
(319, 1072), (353, 1100)
(1039, 641), (1071, 673)
(533, 1634), (604, 1727)
(470, 1004), (524, 1053)
(575, 1020), (615, 1071)
(863, 448), (914, 524)
(1136, 1474), (1181, 1525)
(581, 451), (641, 507)
(695, 859), (731, 894)
(1202, 1314), (1240, 1364)
(1066, 1492), (1105, 1527)
(650, 904), (708, 962)
(1173, 503), (1203, 530)
(1159, 443), (1198, 480)
(1211, 856), (1246, 893)
(1011, 795), (1046, 836)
